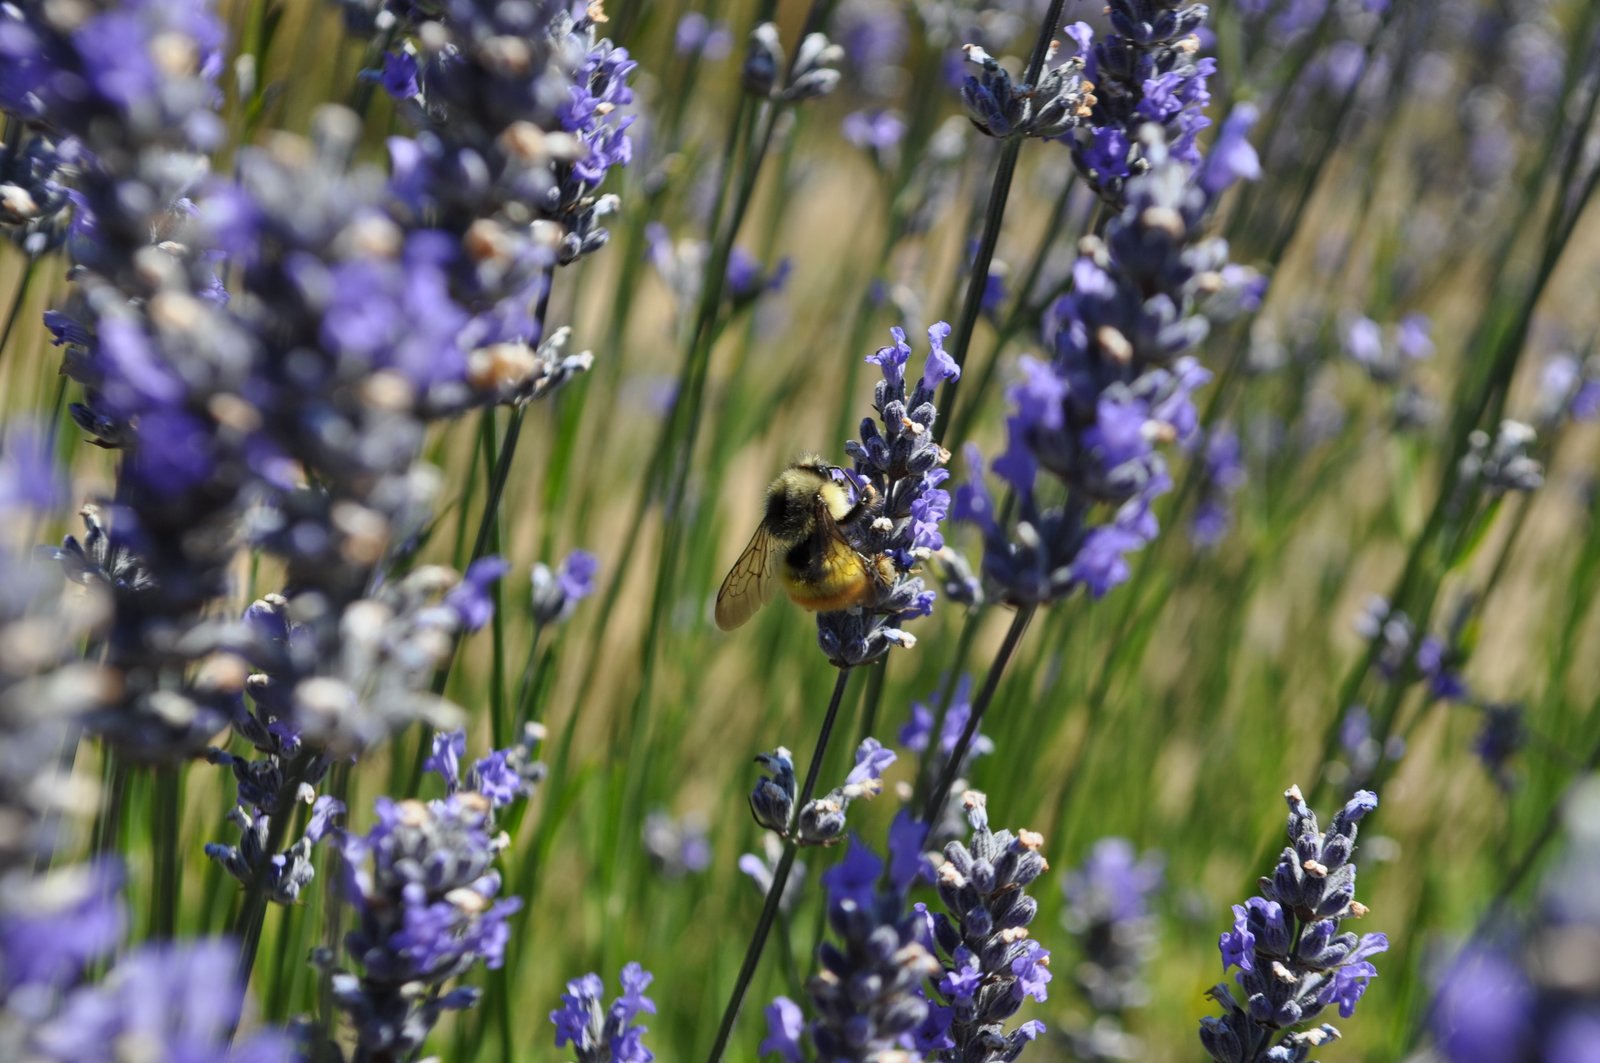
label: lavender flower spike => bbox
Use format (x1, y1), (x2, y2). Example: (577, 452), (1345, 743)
(1199, 786), (1387, 1063)
(922, 792), (1053, 1061)
(819, 324), (959, 668)
(325, 729), (541, 1058)
(550, 963), (657, 1063)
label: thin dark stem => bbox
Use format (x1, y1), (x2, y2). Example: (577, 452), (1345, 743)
(921, 606), (1035, 828)
(151, 766), (181, 939)
(0, 256), (36, 364)
(704, 667), (853, 1063)
(936, 0), (1067, 419)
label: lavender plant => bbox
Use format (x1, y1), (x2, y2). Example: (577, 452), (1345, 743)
(1058, 839), (1164, 1060)
(823, 322), (960, 668)
(1200, 786), (1388, 1063)
(957, 128), (1263, 606)
(1063, 0), (1214, 208)
(760, 792), (1052, 1062)
(550, 962), (658, 1062)
(322, 727), (541, 1060)
(3, 0), (1598, 1058)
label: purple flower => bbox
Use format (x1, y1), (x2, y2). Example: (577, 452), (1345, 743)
(550, 960), (656, 1063)
(425, 730), (467, 791)
(1012, 941), (1053, 1002)
(1200, 103), (1263, 197)
(31, 939), (292, 1063)
(1064, 838), (1164, 925)
(842, 108), (906, 150)
(0, 861), (124, 994)
(1067, 3), (1214, 205)
(821, 835), (884, 910)
(845, 737), (896, 786)
(1341, 314), (1386, 368)
(1320, 934), (1389, 1017)
(0, 422), (66, 516)
(675, 13), (732, 59)
(379, 49), (419, 98)
(759, 997), (805, 1062)
(865, 326), (911, 393)
(446, 556), (511, 632)
(332, 728), (539, 1056)
(1202, 786), (1385, 1060)
(1431, 946), (1534, 1063)
(820, 324), (955, 667)
(532, 549), (599, 626)
(472, 749), (526, 807)
(939, 947), (983, 1003)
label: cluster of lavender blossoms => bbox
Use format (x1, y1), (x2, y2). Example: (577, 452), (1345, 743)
(820, 323), (960, 667)
(1064, 0), (1216, 207)
(763, 792), (1052, 1062)
(0, 449), (288, 1057)
(323, 728), (541, 1060)
(1058, 839), (1164, 1060)
(1200, 786), (1388, 1063)
(958, 40), (1093, 141)
(550, 962), (658, 1062)
(749, 738), (897, 846)
(957, 121), (1263, 604)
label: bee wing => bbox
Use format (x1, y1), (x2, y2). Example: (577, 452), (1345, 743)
(715, 524), (779, 631)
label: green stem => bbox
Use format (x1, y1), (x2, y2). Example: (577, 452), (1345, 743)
(921, 606), (1035, 827)
(936, 0), (1068, 418)
(703, 667), (853, 1063)
(0, 256), (36, 366)
(150, 766), (182, 940)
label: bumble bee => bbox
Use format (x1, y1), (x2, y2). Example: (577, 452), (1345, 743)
(714, 455), (880, 631)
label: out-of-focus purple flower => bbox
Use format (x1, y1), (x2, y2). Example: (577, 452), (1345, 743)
(0, 422), (65, 516)
(842, 108), (907, 151)
(446, 556), (511, 632)
(1189, 424), (1246, 549)
(725, 248), (792, 305)
(675, 13), (733, 59)
(829, 0), (908, 95)
(1416, 636), (1469, 701)
(1065, 839), (1164, 925)
(1341, 314), (1386, 368)
(330, 725), (541, 1057)
(0, 861), (124, 995)
(760, 997), (805, 1062)
(30, 939), (292, 1063)
(642, 810), (712, 878)
(532, 549), (599, 626)
(1200, 104), (1263, 198)
(1472, 704), (1526, 790)
(1430, 777), (1600, 1060)
(1431, 945), (1534, 1063)
(899, 675), (994, 771)
(1059, 840), (1162, 1056)
(962, 128), (1260, 607)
